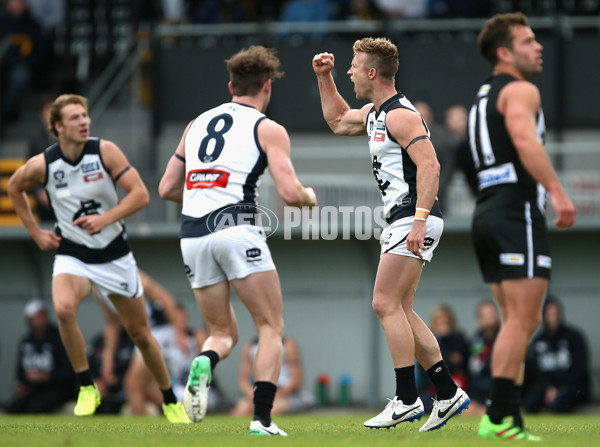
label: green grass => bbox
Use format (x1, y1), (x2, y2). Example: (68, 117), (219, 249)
(1, 413), (599, 447)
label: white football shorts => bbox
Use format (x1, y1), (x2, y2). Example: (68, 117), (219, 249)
(181, 225), (276, 288)
(53, 252), (143, 299)
(379, 215), (444, 262)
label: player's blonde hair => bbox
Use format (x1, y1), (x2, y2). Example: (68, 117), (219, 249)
(226, 45), (284, 96)
(49, 94), (89, 137)
(352, 37), (399, 81)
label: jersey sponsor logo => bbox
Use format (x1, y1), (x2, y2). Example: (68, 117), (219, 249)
(477, 162), (518, 190)
(401, 197), (411, 206)
(84, 172), (104, 182)
(374, 132), (386, 142)
(186, 169), (230, 189)
(536, 255), (552, 269)
(81, 161), (101, 173)
(499, 253), (525, 266)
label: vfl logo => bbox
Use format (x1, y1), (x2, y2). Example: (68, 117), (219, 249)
(186, 169), (230, 189)
(376, 121), (386, 130)
(54, 170), (65, 182)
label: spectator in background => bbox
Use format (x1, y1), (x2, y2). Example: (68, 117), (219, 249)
(523, 297), (591, 413)
(418, 304), (469, 411)
(278, 0), (332, 40)
(467, 300), (500, 415)
(231, 336), (314, 416)
(0, 0), (44, 123)
(7, 299), (76, 414)
(373, 0), (427, 18)
(413, 99), (460, 213)
(443, 104), (478, 199)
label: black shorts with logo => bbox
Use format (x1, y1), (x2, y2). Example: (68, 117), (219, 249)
(471, 188), (551, 283)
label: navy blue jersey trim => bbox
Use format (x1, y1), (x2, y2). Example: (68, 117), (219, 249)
(57, 231), (131, 263)
(384, 233), (408, 254)
(386, 199), (443, 224)
(180, 202), (260, 238)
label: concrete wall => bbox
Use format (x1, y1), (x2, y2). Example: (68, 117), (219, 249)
(1, 228), (598, 408)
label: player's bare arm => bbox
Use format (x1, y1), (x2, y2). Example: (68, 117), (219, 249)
(387, 108), (441, 258)
(73, 140), (150, 235)
(7, 154), (61, 250)
(259, 119), (316, 207)
(159, 121), (192, 203)
(500, 81), (576, 229)
(312, 52), (369, 136)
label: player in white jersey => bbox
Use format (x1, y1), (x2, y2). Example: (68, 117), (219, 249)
(312, 38), (468, 432)
(7, 94), (189, 423)
(159, 46), (316, 436)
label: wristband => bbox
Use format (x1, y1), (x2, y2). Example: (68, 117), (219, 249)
(414, 217), (427, 222)
(414, 207), (430, 220)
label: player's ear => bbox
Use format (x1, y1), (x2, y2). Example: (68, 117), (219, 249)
(228, 81), (234, 95)
(497, 46), (512, 65)
(264, 78), (271, 94)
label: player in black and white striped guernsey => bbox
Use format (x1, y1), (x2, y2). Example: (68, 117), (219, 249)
(313, 38), (469, 432)
(468, 13), (576, 441)
(160, 46), (316, 436)
(7, 94), (189, 423)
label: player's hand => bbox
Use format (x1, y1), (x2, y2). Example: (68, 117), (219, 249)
(551, 190), (576, 229)
(73, 214), (109, 235)
(406, 220), (427, 259)
(304, 187), (317, 208)
(312, 53), (335, 76)
(32, 228), (61, 251)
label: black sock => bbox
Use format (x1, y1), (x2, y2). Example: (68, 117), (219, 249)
(199, 350), (220, 373)
(394, 365), (418, 405)
(426, 360), (458, 400)
(253, 381), (277, 426)
(76, 370), (94, 387)
(161, 386), (178, 405)
(487, 378), (515, 424)
(511, 384), (524, 428)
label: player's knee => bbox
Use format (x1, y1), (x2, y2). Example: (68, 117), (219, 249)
(129, 327), (152, 349)
(54, 302), (77, 323)
(371, 295), (392, 319)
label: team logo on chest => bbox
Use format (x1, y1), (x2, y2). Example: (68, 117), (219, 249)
(186, 169), (230, 189)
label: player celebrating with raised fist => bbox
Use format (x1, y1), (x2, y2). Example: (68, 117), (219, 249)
(312, 38), (469, 432)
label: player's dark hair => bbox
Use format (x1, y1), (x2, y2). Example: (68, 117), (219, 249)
(477, 12), (529, 67)
(226, 46), (284, 96)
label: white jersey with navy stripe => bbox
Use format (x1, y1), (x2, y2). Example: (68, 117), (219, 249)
(366, 93), (439, 222)
(44, 138), (128, 261)
(181, 102), (268, 238)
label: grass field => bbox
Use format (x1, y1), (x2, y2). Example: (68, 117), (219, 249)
(2, 413), (600, 447)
